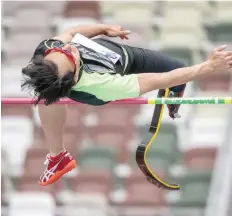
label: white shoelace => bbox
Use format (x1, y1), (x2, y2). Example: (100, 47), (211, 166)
(44, 154), (51, 165)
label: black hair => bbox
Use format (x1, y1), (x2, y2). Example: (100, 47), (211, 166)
(21, 55), (76, 105)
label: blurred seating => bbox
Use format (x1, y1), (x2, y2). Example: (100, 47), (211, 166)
(77, 146), (116, 171)
(2, 1), (22, 17)
(2, 67), (33, 97)
(63, 129), (83, 154)
(87, 125), (134, 162)
(11, 9), (50, 32)
(88, 126), (133, 146)
(183, 147), (217, 170)
(2, 27), (7, 60)
(33, 126), (45, 145)
(170, 170), (211, 208)
(216, 1), (232, 22)
(2, 81), (30, 97)
(56, 17), (99, 35)
(195, 104), (230, 119)
(6, 32), (45, 65)
(160, 29), (203, 66)
(68, 170), (111, 195)
(162, 6), (205, 37)
(123, 170), (167, 206)
(16, 1), (49, 9)
(94, 104), (139, 127)
(100, 1), (120, 17)
(45, 1), (66, 16)
(208, 2), (232, 43)
(16, 174), (62, 196)
(2, 148), (8, 176)
(3, 2), (52, 67)
(160, 1), (208, 65)
(112, 2), (154, 24)
(194, 91), (230, 118)
(24, 147), (48, 175)
(2, 104), (32, 118)
(1, 174), (6, 206)
(63, 193), (108, 216)
(8, 192), (56, 216)
(2, 116), (33, 175)
(197, 71), (231, 91)
(160, 122), (178, 137)
(189, 117), (226, 148)
(63, 1), (101, 19)
(65, 105), (88, 129)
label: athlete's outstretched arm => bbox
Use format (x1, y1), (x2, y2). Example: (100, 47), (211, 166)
(52, 24), (130, 43)
(138, 45), (232, 95)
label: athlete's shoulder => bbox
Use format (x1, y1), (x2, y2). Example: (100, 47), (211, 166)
(32, 38), (65, 57)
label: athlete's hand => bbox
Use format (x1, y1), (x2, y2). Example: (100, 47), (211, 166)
(104, 25), (131, 40)
(208, 45), (232, 73)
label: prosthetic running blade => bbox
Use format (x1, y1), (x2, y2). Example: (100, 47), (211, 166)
(136, 89), (180, 190)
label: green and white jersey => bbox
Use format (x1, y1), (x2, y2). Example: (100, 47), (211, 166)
(71, 71), (139, 103)
(32, 38), (140, 106)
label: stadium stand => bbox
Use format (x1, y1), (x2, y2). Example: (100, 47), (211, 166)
(1, 1), (232, 216)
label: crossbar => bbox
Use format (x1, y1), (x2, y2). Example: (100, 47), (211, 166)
(1, 97), (232, 105)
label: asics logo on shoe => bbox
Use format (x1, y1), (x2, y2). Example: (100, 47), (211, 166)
(41, 159), (63, 182)
(39, 151), (76, 186)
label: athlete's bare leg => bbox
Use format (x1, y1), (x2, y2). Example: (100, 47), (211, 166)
(38, 104), (67, 156)
(38, 104), (76, 186)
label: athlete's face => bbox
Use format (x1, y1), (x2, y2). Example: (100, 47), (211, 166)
(44, 44), (81, 82)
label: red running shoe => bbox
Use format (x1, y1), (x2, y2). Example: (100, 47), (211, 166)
(39, 150), (76, 186)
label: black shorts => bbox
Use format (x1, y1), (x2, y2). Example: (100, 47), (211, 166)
(122, 44), (186, 92)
